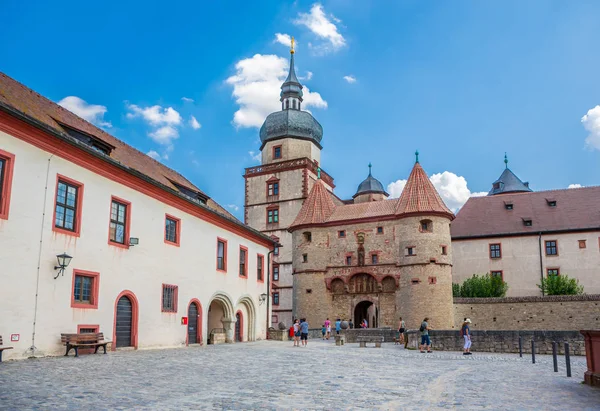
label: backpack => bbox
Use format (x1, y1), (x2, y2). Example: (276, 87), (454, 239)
(419, 324), (425, 332)
(460, 327), (464, 336)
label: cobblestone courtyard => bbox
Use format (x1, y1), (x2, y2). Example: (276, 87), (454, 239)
(1, 340), (598, 410)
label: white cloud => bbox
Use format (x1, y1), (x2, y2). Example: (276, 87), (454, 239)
(189, 115), (201, 130)
(147, 150), (163, 161)
(387, 171), (486, 212)
(126, 104), (182, 126)
(274, 33), (293, 48)
(226, 54), (327, 128)
(148, 126), (179, 146)
(343, 75), (356, 83)
(582, 105), (600, 151)
(294, 4), (346, 53)
(181, 97), (194, 103)
(227, 204), (240, 211)
(568, 184), (583, 189)
(249, 151), (262, 162)
(300, 71), (313, 81)
(58, 96), (112, 128)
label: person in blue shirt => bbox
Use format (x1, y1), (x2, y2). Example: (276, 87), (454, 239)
(321, 324), (326, 340)
(335, 318), (342, 335)
(300, 318), (309, 346)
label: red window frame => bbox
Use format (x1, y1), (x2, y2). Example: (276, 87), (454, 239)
(257, 254), (264, 283)
(108, 195), (131, 249)
(266, 207), (279, 225)
(266, 178), (280, 198)
(0, 149), (16, 220)
(545, 240), (558, 256)
(406, 246), (416, 256)
(164, 213), (181, 246)
(376, 226), (384, 235)
(578, 240), (586, 249)
(345, 254), (352, 266)
(216, 237), (228, 273)
(490, 270), (503, 280)
(547, 268), (560, 277)
(53, 174), (84, 237)
(161, 283), (178, 313)
(272, 264), (280, 281)
(371, 253), (379, 264)
(489, 243), (502, 259)
(239, 245), (248, 278)
(273, 145), (282, 159)
(71, 269), (100, 309)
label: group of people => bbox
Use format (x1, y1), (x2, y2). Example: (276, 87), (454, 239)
(321, 318), (347, 339)
(418, 317), (473, 355)
(291, 318), (309, 347)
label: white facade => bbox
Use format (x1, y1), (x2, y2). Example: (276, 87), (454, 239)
(0, 128), (272, 361)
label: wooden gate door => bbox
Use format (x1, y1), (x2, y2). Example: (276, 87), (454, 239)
(115, 296), (133, 348)
(235, 312), (242, 342)
(188, 303), (198, 344)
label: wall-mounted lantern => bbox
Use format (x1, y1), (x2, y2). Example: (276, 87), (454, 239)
(54, 253), (73, 279)
(259, 293), (268, 305)
(129, 237), (139, 246)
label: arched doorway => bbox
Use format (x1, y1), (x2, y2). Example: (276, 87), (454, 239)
(236, 296), (257, 342)
(354, 300), (377, 328)
(235, 311), (243, 342)
(207, 293), (235, 344)
(112, 290), (139, 350)
(187, 299), (202, 345)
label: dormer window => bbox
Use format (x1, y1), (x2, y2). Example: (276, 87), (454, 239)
(523, 218), (533, 227)
(504, 202), (513, 210)
(58, 122), (115, 156)
(170, 181), (209, 204)
(546, 199), (557, 207)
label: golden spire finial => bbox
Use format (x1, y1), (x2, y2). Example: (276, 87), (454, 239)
(290, 36), (295, 54)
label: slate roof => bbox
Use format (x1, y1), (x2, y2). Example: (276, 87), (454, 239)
(353, 170), (388, 198)
(452, 186), (600, 239)
(488, 167), (532, 195)
(0, 71), (236, 221)
(290, 179), (336, 228)
(395, 162), (454, 218)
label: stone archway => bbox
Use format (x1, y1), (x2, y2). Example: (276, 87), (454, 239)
(207, 292), (235, 343)
(354, 300), (378, 328)
(236, 295), (257, 342)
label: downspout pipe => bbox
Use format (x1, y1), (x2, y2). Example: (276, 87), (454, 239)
(266, 249), (273, 334)
(538, 232), (544, 296)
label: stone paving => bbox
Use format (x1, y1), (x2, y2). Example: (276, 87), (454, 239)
(0, 340), (599, 410)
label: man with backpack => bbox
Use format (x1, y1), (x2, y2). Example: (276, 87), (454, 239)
(419, 317), (432, 353)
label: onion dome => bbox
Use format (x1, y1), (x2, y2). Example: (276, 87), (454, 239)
(395, 151), (454, 219)
(353, 163), (389, 198)
(488, 153), (532, 195)
(259, 40), (323, 149)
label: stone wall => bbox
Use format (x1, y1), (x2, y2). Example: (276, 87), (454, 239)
(406, 330), (586, 355)
(453, 295), (600, 331)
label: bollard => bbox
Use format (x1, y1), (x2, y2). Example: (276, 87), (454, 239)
(519, 336), (523, 357)
(564, 342), (571, 378)
(552, 341), (558, 372)
(531, 340), (535, 364)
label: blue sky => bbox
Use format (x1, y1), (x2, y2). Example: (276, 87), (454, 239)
(2, 1), (600, 216)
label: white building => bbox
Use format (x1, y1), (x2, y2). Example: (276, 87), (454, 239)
(0, 72), (274, 361)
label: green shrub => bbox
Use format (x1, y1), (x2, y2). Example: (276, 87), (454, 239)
(538, 274), (584, 296)
(453, 274), (508, 298)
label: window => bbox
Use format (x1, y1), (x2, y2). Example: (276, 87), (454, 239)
(338, 230), (346, 238)
(371, 254), (379, 264)
(346, 256), (352, 266)
(267, 208), (279, 224)
(164, 214), (180, 246)
(257, 254), (264, 282)
(302, 253), (308, 263)
(267, 182), (279, 196)
(546, 199), (557, 207)
(377, 226), (384, 234)
(77, 325), (99, 334)
(420, 220), (432, 233)
(217, 238), (227, 272)
(273, 292), (280, 306)
(109, 197), (130, 247)
(545, 240), (558, 256)
(406, 247), (415, 256)
(239, 247), (248, 277)
(504, 202), (513, 210)
(441, 246), (447, 255)
(54, 176), (84, 236)
(579, 240), (587, 249)
(489, 244), (501, 259)
(303, 232), (312, 242)
(71, 270), (99, 309)
(547, 268), (559, 277)
(0, 150), (15, 220)
(273, 264), (279, 281)
(491, 271), (503, 280)
(274, 246), (279, 256)
(273, 145), (282, 159)
(428, 276), (437, 285)
(161, 284), (178, 313)
(523, 218), (532, 227)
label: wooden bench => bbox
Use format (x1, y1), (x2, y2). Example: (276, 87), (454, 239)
(61, 333), (110, 357)
(0, 336), (14, 362)
(357, 335), (384, 348)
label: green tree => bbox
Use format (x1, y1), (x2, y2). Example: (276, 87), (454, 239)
(538, 274), (584, 296)
(453, 274), (508, 298)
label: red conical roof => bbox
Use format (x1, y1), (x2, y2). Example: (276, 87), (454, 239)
(290, 179), (336, 230)
(395, 162), (454, 219)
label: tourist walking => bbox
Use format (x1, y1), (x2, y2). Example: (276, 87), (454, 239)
(300, 318), (309, 346)
(397, 317), (406, 346)
(321, 324), (326, 339)
(419, 317), (432, 353)
(462, 318), (472, 355)
(324, 318), (331, 340)
(349, 319), (354, 329)
(293, 319), (301, 347)
(335, 318), (341, 335)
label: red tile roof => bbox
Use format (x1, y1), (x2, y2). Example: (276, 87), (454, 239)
(327, 199), (396, 222)
(290, 179), (336, 229)
(395, 162), (454, 218)
(451, 186), (600, 239)
(0, 71), (235, 220)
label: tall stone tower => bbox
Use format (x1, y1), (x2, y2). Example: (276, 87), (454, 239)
(244, 43), (336, 327)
